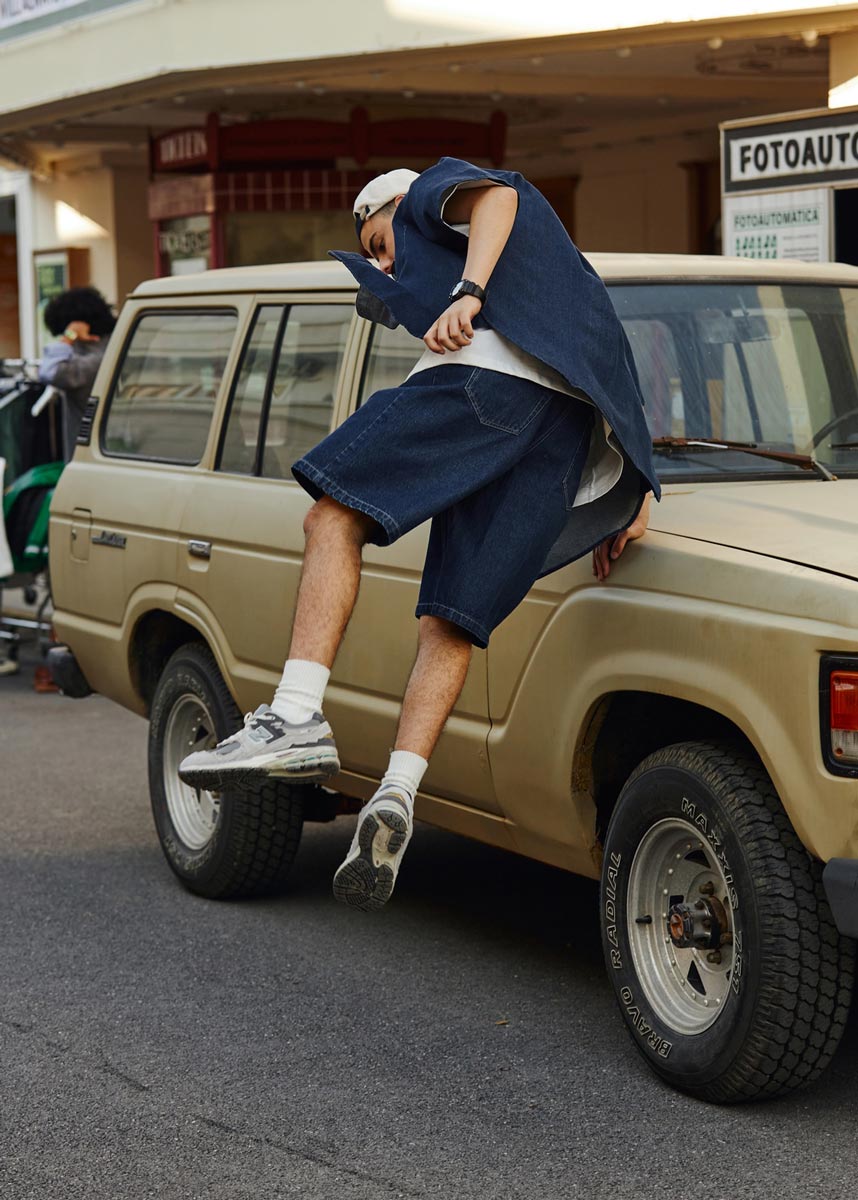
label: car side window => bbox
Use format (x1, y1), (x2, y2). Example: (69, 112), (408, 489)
(261, 304), (353, 480)
(218, 305), (283, 475)
(359, 323), (424, 404)
(103, 310), (237, 463)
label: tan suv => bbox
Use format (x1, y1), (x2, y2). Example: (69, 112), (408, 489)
(48, 255), (858, 1105)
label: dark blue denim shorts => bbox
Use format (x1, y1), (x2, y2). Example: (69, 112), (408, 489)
(292, 364), (593, 648)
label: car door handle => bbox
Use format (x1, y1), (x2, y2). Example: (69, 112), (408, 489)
(187, 539), (212, 560)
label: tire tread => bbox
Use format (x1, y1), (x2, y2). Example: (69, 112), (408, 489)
(149, 642), (304, 901)
(622, 741), (854, 1103)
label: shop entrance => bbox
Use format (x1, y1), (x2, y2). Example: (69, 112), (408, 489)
(834, 187), (858, 266)
(0, 196), (19, 358)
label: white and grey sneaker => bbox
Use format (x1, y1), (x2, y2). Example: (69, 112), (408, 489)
(332, 788), (413, 912)
(178, 704), (339, 791)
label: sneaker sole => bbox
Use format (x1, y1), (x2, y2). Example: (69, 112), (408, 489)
(332, 808), (410, 912)
(179, 747), (340, 792)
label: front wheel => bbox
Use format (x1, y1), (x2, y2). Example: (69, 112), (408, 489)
(600, 741), (854, 1103)
(148, 642), (304, 899)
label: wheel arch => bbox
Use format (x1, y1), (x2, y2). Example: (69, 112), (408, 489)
(129, 608), (208, 715)
(583, 691), (759, 847)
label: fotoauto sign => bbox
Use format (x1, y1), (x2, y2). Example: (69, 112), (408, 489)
(723, 109), (858, 194)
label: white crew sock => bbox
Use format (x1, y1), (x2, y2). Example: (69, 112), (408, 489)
(270, 659), (330, 725)
(377, 750), (428, 803)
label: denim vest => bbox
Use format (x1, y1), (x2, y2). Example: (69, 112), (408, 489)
(331, 158), (659, 566)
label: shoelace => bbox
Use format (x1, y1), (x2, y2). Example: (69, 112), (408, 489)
(215, 710), (263, 749)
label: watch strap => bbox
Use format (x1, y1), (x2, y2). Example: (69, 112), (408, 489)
(449, 279), (486, 304)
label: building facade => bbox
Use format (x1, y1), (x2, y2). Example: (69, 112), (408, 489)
(2, 0), (858, 354)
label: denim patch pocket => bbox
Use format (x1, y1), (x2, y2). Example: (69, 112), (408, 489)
(465, 368), (552, 435)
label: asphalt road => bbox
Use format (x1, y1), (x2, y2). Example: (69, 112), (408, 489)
(2, 643), (858, 1199)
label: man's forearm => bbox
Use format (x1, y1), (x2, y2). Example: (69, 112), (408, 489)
(455, 187), (518, 290)
(422, 185), (518, 353)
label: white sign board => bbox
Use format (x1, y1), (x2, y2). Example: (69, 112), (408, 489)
(723, 189), (830, 262)
(728, 122), (858, 188)
(0, 0), (86, 28)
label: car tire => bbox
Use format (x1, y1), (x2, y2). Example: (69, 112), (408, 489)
(600, 740), (854, 1103)
(148, 642), (304, 900)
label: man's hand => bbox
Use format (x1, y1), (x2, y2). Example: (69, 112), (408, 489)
(423, 295), (483, 354)
(62, 321), (99, 344)
(592, 492), (651, 582)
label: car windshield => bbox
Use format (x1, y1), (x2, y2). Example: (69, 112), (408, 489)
(611, 282), (858, 480)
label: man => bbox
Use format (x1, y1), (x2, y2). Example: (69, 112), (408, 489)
(180, 158), (659, 912)
(39, 286), (116, 459)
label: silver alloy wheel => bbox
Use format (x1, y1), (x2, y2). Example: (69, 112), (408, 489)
(163, 692), (222, 850)
(627, 817), (735, 1035)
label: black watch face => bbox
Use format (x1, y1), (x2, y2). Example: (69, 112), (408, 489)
(451, 282), (464, 297)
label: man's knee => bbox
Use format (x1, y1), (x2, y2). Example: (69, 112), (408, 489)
(303, 496), (375, 546)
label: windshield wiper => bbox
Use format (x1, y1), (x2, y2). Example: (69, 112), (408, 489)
(652, 436), (837, 481)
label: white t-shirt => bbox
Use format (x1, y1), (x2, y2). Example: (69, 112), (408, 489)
(407, 199), (624, 508)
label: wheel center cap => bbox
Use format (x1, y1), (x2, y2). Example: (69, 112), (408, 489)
(667, 896), (727, 950)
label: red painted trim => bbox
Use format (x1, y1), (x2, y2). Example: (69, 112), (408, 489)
(210, 213), (223, 269)
(151, 111), (507, 174)
(206, 111), (220, 173)
(152, 221), (163, 277)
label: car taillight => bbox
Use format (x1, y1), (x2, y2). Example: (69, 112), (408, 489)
(830, 670), (858, 764)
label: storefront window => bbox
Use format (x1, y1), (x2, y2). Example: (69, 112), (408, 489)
(224, 211), (356, 266)
(159, 215), (212, 276)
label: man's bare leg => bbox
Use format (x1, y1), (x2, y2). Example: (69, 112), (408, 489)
(395, 615), (473, 759)
(268, 496), (377, 725)
(288, 496), (378, 667)
(332, 615), (474, 911)
(178, 495), (376, 789)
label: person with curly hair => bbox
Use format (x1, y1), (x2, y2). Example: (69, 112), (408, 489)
(39, 286), (116, 458)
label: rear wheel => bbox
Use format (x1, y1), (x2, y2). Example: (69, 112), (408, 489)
(600, 741), (854, 1103)
(148, 642), (304, 899)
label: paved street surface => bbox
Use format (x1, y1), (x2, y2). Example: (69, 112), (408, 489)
(2, 642), (857, 1199)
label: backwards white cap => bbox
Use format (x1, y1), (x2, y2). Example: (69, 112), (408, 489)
(353, 169), (420, 236)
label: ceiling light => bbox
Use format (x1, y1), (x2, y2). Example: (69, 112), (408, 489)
(801, 29), (819, 47)
(616, 47), (632, 59)
(530, 56), (544, 66)
(707, 37), (723, 50)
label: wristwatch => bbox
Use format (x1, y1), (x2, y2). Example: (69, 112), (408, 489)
(449, 279), (486, 304)
(63, 327), (80, 342)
